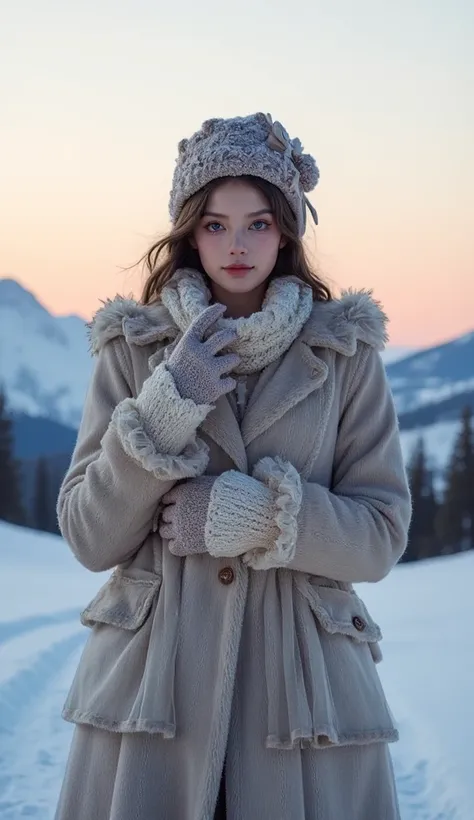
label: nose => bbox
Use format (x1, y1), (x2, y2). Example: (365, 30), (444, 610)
(228, 229), (248, 256)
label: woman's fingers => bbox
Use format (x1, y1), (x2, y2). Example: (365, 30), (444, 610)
(192, 303), (227, 340)
(159, 522), (175, 540)
(161, 504), (175, 524)
(219, 375), (237, 394)
(162, 488), (179, 505)
(217, 353), (240, 376)
(204, 328), (238, 355)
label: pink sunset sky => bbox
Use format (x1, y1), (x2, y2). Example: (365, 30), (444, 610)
(2, 0), (473, 347)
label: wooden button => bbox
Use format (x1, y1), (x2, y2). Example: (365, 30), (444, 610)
(352, 615), (366, 631)
(218, 567), (235, 585)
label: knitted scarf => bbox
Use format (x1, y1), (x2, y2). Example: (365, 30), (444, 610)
(161, 268), (313, 375)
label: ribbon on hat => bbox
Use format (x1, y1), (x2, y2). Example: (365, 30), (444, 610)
(264, 113), (318, 227)
(304, 195), (318, 226)
(265, 113), (301, 159)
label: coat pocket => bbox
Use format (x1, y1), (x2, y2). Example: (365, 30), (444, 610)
(301, 580), (383, 662)
(263, 573), (397, 750)
(80, 568), (162, 630)
(63, 566), (176, 735)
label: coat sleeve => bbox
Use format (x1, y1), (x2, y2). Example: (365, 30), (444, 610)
(207, 345), (412, 583)
(282, 346), (412, 582)
(57, 338), (211, 572)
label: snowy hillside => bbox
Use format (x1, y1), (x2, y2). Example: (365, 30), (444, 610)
(387, 335), (474, 478)
(387, 333), (474, 417)
(0, 520), (472, 819)
(0, 279), (92, 429)
(381, 346), (417, 365)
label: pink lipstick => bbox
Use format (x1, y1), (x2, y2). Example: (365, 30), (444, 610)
(223, 264), (254, 277)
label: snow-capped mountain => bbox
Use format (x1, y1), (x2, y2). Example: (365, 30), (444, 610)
(387, 334), (474, 418)
(0, 279), (93, 429)
(380, 346), (417, 366)
(386, 335), (474, 479)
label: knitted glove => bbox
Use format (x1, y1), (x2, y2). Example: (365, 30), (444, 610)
(160, 473), (269, 559)
(160, 459), (303, 566)
(165, 303), (240, 406)
(206, 458), (303, 568)
(159, 476), (215, 556)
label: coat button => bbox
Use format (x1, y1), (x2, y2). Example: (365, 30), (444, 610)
(218, 567), (235, 585)
(352, 615), (366, 631)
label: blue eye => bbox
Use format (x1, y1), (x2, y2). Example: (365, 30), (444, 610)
(206, 222), (223, 232)
(251, 220), (270, 231)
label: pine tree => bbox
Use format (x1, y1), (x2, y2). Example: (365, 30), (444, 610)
(33, 457), (53, 532)
(405, 437), (439, 561)
(436, 406), (474, 553)
(423, 468), (440, 557)
(0, 387), (25, 525)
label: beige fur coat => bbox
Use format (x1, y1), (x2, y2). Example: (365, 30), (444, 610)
(55, 289), (411, 820)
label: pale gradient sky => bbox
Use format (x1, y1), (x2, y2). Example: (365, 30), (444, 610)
(1, 0), (473, 345)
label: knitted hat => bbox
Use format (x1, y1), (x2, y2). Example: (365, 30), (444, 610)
(169, 112), (319, 237)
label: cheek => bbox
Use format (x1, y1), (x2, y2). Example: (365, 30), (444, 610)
(194, 232), (217, 258)
(252, 230), (281, 255)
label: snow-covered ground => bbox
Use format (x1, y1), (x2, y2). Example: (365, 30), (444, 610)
(0, 521), (472, 820)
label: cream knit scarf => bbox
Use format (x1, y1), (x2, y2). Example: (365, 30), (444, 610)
(161, 268), (313, 375)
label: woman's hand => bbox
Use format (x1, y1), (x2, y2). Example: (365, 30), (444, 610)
(159, 477), (215, 557)
(160, 475), (254, 559)
(166, 303), (240, 406)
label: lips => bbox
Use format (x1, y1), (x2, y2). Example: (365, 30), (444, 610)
(224, 265), (254, 277)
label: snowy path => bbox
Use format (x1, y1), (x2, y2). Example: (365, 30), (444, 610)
(0, 617), (460, 820)
(0, 610), (83, 644)
(0, 613), (86, 819)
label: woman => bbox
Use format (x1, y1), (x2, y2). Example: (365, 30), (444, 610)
(55, 112), (411, 819)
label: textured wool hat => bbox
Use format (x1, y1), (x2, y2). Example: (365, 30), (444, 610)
(169, 112), (319, 237)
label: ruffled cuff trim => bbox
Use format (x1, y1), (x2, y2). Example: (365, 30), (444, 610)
(136, 362), (213, 456)
(242, 456), (302, 570)
(111, 398), (209, 480)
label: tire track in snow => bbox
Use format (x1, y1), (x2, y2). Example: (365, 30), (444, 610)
(0, 620), (86, 738)
(0, 643), (84, 819)
(0, 617), (88, 817)
(0, 610), (82, 645)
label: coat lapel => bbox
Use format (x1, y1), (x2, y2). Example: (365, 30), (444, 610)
(241, 340), (329, 448)
(201, 397), (248, 474)
(197, 338), (330, 474)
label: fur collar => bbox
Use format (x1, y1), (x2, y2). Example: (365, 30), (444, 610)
(88, 288), (388, 357)
(301, 288), (388, 354)
(87, 296), (178, 354)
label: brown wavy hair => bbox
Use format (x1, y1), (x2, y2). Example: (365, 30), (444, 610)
(139, 176), (331, 304)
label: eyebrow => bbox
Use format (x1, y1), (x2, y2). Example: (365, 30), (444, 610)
(201, 208), (273, 219)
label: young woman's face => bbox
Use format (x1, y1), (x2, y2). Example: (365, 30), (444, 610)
(192, 179), (286, 296)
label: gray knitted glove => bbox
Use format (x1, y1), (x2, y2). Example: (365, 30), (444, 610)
(159, 476), (216, 556)
(165, 303), (240, 406)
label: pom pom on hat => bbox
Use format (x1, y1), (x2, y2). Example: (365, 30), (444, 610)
(293, 152), (319, 192)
